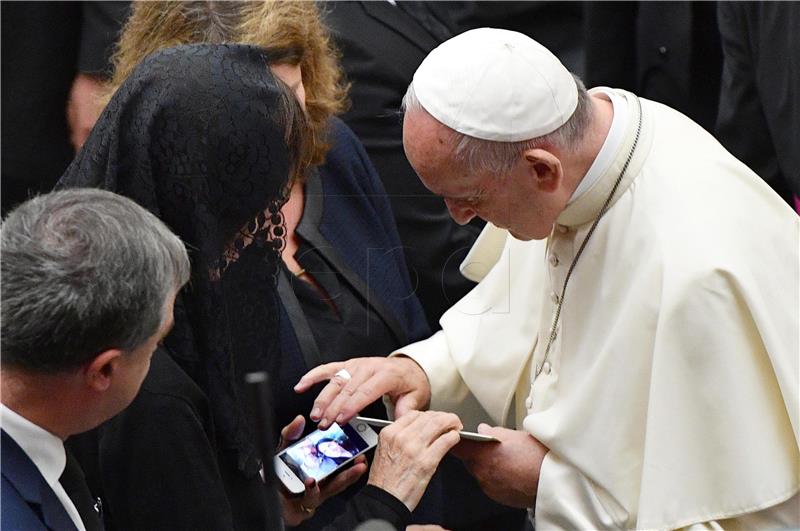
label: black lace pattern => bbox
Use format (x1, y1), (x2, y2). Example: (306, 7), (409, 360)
(58, 44), (301, 475)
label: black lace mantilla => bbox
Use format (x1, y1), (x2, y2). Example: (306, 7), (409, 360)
(58, 44), (302, 475)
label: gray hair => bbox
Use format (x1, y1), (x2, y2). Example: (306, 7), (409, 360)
(1, 189), (190, 373)
(402, 74), (594, 174)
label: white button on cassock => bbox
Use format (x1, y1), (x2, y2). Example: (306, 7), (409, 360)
(525, 396), (533, 410)
(550, 292), (559, 304)
(549, 253), (560, 267)
(542, 361), (552, 375)
(556, 224), (569, 234)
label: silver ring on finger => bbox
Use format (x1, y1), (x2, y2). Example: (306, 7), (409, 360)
(333, 368), (352, 385)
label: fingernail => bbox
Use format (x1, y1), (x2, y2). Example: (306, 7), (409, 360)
(310, 408), (320, 420)
(335, 414), (344, 425)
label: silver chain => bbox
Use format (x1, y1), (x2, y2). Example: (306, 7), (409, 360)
(535, 96), (644, 380)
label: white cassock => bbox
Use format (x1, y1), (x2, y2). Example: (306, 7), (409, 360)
(394, 89), (800, 529)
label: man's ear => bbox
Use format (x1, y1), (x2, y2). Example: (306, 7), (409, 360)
(523, 148), (563, 193)
(83, 349), (124, 392)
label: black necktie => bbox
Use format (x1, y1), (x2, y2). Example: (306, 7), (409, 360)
(59, 449), (104, 531)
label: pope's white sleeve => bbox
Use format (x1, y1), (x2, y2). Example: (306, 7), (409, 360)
(679, 491), (799, 530)
(534, 452), (629, 530)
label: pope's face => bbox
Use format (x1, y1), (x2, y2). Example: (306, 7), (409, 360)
(402, 111), (559, 241)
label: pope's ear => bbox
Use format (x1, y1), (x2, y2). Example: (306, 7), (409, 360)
(83, 349), (124, 392)
(523, 148), (563, 193)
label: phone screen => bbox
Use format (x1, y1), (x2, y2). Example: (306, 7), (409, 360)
(279, 422), (370, 482)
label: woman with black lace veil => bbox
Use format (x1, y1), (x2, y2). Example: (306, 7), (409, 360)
(62, 2), (469, 530)
(60, 43), (462, 531)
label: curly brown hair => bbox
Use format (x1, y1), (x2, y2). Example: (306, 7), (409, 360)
(106, 1), (349, 169)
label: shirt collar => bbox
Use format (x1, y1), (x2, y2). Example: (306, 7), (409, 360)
(1, 403), (66, 487)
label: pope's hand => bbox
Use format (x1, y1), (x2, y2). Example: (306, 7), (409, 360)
(367, 411), (462, 511)
(450, 424), (548, 509)
(277, 415), (368, 526)
(294, 356), (431, 429)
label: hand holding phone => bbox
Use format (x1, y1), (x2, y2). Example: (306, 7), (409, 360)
(275, 416), (369, 526)
(274, 418), (378, 495)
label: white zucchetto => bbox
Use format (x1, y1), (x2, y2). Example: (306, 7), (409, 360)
(412, 28), (578, 142)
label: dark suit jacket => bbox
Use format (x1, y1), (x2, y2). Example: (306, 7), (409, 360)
(715, 1), (800, 204)
(2, 430), (78, 531)
(323, 1), (482, 330)
(584, 1), (722, 132)
(1, 1), (129, 215)
(430, 1), (585, 76)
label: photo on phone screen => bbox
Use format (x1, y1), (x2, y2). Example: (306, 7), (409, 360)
(278, 422), (372, 483)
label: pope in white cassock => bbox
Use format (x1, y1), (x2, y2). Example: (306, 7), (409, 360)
(296, 28), (799, 529)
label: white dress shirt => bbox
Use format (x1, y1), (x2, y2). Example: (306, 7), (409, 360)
(1, 404), (87, 531)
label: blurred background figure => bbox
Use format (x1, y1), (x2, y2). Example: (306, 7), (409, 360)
(431, 1), (585, 76)
(583, 1), (722, 132)
(1, 1), (129, 216)
(715, 1), (800, 211)
(322, 1), (483, 331)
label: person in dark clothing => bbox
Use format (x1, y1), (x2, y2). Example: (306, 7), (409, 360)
(64, 3), (463, 529)
(583, 1), (722, 133)
(1, 1), (130, 215)
(715, 1), (800, 210)
(322, 1), (483, 331)
(428, 1), (585, 76)
(60, 42), (462, 531)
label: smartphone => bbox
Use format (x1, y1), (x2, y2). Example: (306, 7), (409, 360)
(274, 418), (379, 495)
(355, 416), (500, 442)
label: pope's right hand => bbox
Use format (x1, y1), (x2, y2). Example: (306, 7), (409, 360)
(294, 356), (431, 429)
(368, 410), (462, 511)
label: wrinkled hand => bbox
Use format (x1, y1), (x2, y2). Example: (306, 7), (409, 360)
(277, 415), (368, 527)
(295, 356), (431, 429)
(450, 424), (548, 508)
(367, 410), (462, 512)
(66, 72), (104, 152)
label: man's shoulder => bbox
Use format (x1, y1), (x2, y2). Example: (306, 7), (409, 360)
(1, 432), (50, 530)
(2, 475), (49, 531)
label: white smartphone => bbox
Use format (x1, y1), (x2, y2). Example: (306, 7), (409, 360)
(355, 416), (500, 442)
(274, 418), (379, 495)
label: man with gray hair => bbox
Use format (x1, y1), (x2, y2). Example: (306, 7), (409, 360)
(1, 188), (189, 531)
(297, 28), (799, 528)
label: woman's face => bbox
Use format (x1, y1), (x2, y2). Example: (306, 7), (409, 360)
(270, 63), (306, 110)
(318, 440), (350, 459)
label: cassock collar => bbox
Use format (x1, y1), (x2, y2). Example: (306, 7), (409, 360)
(557, 89), (653, 228)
